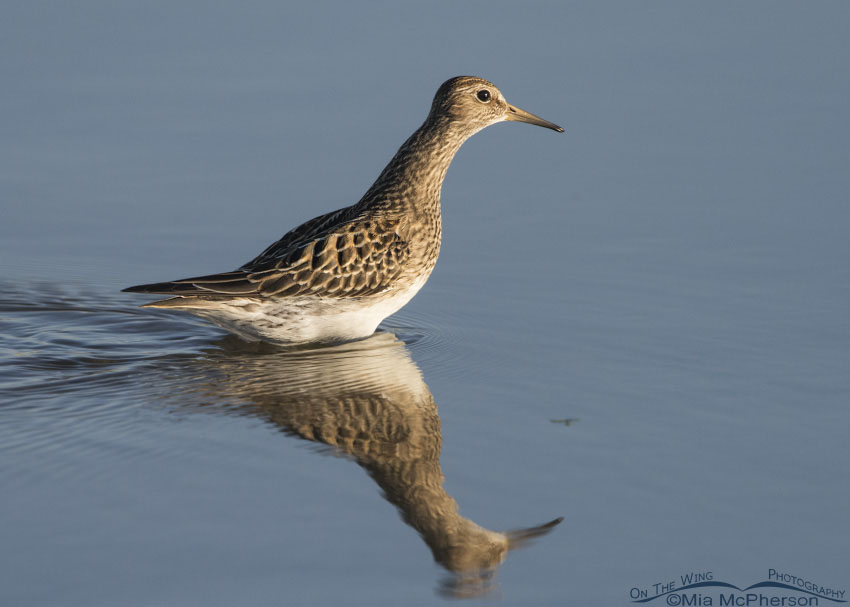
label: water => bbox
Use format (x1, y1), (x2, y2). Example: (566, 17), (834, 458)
(2, 2), (849, 605)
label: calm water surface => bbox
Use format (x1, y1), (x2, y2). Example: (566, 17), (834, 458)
(2, 2), (849, 606)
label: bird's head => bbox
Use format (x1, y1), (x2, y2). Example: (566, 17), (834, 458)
(428, 75), (563, 135)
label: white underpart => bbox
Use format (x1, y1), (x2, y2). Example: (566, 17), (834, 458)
(189, 275), (429, 345)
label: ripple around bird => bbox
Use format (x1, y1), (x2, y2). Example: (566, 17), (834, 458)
(0, 280), (474, 462)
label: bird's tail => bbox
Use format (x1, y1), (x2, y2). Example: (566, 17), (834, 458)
(138, 296), (228, 310)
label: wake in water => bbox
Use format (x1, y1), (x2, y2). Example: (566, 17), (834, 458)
(0, 281), (561, 599)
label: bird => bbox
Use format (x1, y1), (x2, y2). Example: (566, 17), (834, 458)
(123, 76), (563, 345)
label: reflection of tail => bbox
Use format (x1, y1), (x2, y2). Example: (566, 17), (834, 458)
(198, 333), (561, 598)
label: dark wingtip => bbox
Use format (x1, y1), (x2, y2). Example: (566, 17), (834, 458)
(122, 282), (175, 294)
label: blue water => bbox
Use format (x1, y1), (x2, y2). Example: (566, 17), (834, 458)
(2, 2), (849, 605)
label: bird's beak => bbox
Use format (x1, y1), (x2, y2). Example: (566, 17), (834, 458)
(504, 103), (564, 132)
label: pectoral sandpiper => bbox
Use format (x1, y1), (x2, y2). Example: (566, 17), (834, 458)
(124, 76), (563, 345)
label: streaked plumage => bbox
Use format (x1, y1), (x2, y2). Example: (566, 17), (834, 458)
(124, 76), (563, 345)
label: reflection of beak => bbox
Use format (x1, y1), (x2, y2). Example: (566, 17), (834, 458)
(505, 516), (564, 550)
(504, 104), (564, 132)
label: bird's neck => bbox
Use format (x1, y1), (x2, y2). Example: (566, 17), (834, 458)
(358, 116), (473, 218)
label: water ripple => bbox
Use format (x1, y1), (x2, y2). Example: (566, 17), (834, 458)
(0, 280), (469, 468)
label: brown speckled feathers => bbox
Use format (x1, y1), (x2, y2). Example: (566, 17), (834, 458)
(124, 207), (411, 299)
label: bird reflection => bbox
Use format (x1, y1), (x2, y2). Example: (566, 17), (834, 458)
(198, 332), (561, 598)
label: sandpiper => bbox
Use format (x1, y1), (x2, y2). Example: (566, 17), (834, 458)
(124, 76), (563, 345)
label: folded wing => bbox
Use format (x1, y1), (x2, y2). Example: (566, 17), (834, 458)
(123, 209), (410, 300)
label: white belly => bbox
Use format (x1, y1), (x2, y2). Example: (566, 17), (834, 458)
(190, 276), (428, 346)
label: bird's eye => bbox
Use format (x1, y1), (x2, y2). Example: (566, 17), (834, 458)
(476, 89), (491, 102)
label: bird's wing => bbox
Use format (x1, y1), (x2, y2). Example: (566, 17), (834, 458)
(123, 209), (411, 299)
